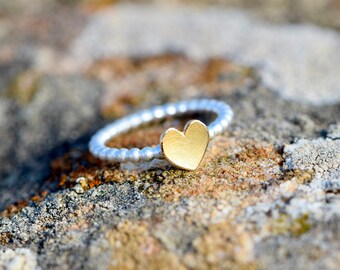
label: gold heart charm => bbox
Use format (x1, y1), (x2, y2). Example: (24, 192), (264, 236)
(160, 120), (209, 171)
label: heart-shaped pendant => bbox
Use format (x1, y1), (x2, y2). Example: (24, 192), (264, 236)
(160, 120), (209, 170)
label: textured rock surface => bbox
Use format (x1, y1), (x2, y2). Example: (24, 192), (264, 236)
(285, 139), (340, 180)
(0, 248), (40, 270)
(0, 76), (103, 209)
(0, 2), (340, 270)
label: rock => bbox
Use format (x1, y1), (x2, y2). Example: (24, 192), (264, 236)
(0, 2), (340, 270)
(72, 184), (84, 194)
(284, 137), (340, 180)
(0, 75), (103, 210)
(0, 60), (30, 95)
(0, 248), (40, 270)
(327, 123), (340, 140)
(69, 4), (340, 105)
(0, 183), (146, 269)
(0, 99), (18, 177)
(17, 75), (103, 163)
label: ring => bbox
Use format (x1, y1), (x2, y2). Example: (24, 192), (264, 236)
(89, 99), (233, 170)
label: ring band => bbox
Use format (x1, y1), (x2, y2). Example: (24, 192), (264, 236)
(89, 99), (233, 170)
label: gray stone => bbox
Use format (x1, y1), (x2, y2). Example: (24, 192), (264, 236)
(0, 75), (103, 210)
(256, 224), (340, 270)
(0, 99), (18, 177)
(0, 183), (146, 270)
(17, 75), (103, 163)
(0, 60), (30, 95)
(0, 248), (40, 270)
(327, 123), (340, 140)
(284, 137), (340, 180)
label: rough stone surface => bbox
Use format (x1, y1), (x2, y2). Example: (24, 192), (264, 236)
(284, 138), (340, 180)
(0, 248), (40, 270)
(327, 123), (340, 140)
(0, 2), (340, 270)
(0, 76), (103, 210)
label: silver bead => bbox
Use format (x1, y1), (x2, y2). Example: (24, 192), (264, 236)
(198, 99), (209, 111)
(152, 106), (166, 119)
(211, 122), (223, 136)
(165, 104), (177, 116)
(116, 148), (129, 162)
(152, 145), (163, 159)
(106, 148), (119, 161)
(130, 115), (143, 127)
(187, 100), (198, 111)
(97, 147), (109, 159)
(208, 129), (215, 138)
(220, 118), (230, 128)
(140, 147), (155, 161)
(127, 148), (141, 163)
(176, 102), (187, 113)
(141, 110), (154, 123)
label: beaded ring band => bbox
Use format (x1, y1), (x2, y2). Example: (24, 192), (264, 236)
(89, 99), (233, 170)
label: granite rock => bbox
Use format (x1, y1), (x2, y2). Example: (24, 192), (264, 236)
(0, 248), (40, 270)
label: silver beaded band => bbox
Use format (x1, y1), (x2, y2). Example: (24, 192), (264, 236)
(89, 99), (233, 163)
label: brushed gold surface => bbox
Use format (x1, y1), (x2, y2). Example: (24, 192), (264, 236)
(161, 120), (209, 171)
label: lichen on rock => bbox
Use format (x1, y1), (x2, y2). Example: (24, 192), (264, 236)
(284, 138), (340, 180)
